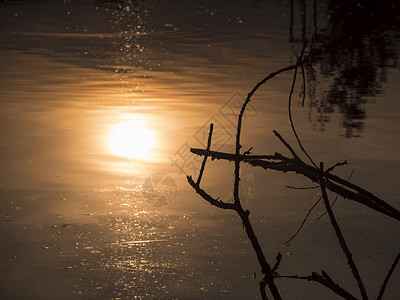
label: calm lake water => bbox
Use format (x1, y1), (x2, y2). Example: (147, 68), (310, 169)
(1, 0), (399, 299)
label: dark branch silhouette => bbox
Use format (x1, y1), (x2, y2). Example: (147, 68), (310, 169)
(186, 41), (399, 299)
(190, 147), (400, 221)
(377, 252), (400, 300)
(319, 162), (368, 300)
(277, 272), (358, 300)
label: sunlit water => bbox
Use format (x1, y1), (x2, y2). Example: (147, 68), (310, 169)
(1, 1), (399, 299)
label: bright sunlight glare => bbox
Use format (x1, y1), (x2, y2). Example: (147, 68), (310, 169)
(108, 118), (156, 160)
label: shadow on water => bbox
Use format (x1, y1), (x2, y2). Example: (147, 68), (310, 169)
(290, 0), (400, 137)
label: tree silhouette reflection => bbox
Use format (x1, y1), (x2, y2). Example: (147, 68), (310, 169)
(292, 0), (400, 137)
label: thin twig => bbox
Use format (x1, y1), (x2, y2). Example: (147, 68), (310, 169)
(243, 147), (253, 155)
(286, 185), (319, 190)
(287, 40), (318, 168)
(314, 193), (338, 222)
(259, 277), (269, 300)
(276, 272), (358, 300)
(196, 123), (213, 185)
(314, 170), (353, 221)
(187, 176), (235, 210)
(272, 252), (283, 273)
(273, 130), (303, 162)
(301, 62), (306, 107)
(326, 160), (348, 173)
(319, 162), (369, 300)
(377, 251), (400, 300)
(284, 195), (322, 245)
(288, 168), (353, 243)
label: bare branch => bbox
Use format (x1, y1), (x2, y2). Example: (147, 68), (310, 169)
(284, 195), (322, 245)
(286, 185), (319, 190)
(276, 271), (358, 300)
(191, 147), (400, 221)
(301, 61), (306, 107)
(243, 147), (253, 155)
(287, 40), (317, 168)
(314, 193), (338, 222)
(196, 123), (213, 185)
(273, 130), (303, 162)
(233, 40), (312, 209)
(228, 42), (316, 300)
(237, 208), (282, 300)
(187, 43), (399, 300)
(187, 175), (235, 210)
(272, 252), (283, 274)
(191, 147), (277, 161)
(319, 162), (369, 300)
(326, 160), (348, 173)
(377, 251), (400, 300)
(314, 170), (353, 222)
(259, 277), (269, 300)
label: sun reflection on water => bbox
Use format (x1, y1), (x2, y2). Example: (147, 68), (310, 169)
(108, 117), (156, 160)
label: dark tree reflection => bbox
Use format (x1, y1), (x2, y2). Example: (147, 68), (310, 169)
(291, 0), (400, 137)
